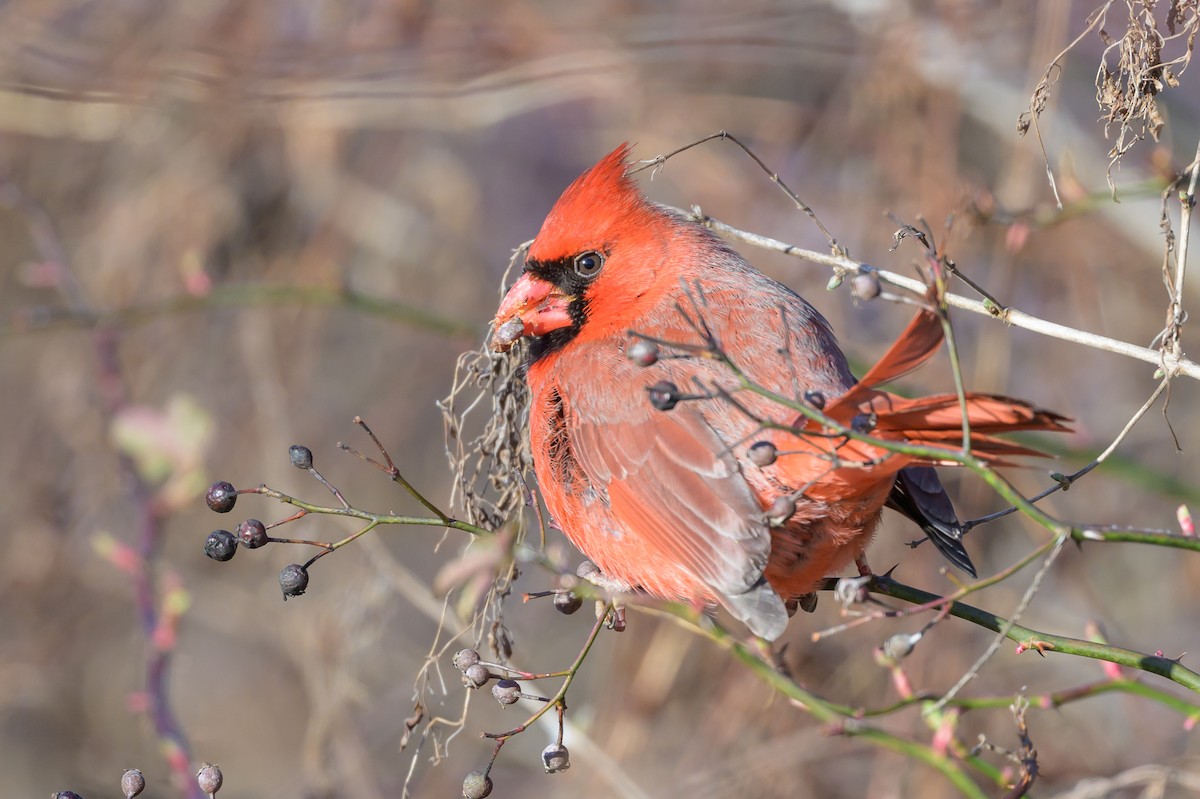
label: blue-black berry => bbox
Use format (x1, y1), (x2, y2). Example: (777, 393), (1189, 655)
(237, 519), (269, 549)
(288, 445), (314, 470)
(204, 530), (237, 562)
(647, 381), (680, 411)
(279, 564), (309, 599)
(205, 481), (237, 513)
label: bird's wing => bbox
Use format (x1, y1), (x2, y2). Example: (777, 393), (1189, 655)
(887, 466), (976, 576)
(568, 401), (789, 639)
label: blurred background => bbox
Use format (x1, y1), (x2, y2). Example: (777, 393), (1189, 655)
(1, 1), (1199, 797)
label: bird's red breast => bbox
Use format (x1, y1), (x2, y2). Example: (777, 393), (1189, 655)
(492, 144), (1069, 640)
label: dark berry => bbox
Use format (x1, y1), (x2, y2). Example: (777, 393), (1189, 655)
(279, 564), (309, 599)
(748, 441), (777, 467)
(121, 769), (145, 799)
(196, 763), (223, 795)
(541, 743), (571, 773)
(52, 793), (84, 799)
(462, 771), (493, 799)
(627, 339), (659, 367)
(237, 519), (269, 549)
(463, 663), (491, 688)
(288, 444), (314, 470)
(491, 679), (520, 705)
(647, 381), (680, 411)
(804, 390), (826, 410)
(204, 530), (237, 562)
(851, 412), (878, 433)
(554, 591), (583, 615)
(205, 481), (237, 513)
(453, 648), (480, 671)
(766, 496), (796, 526)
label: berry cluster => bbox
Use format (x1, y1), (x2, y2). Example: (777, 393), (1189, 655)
(451, 645), (574, 798)
(202, 445), (329, 599)
(197, 419), (616, 798)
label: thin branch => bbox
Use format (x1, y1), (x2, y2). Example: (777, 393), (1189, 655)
(927, 534), (1069, 712)
(687, 211), (1200, 381)
(963, 376), (1169, 531)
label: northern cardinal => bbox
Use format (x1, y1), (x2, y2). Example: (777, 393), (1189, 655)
(491, 144), (1068, 639)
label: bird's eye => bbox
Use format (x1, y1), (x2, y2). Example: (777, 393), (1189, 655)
(573, 251), (605, 279)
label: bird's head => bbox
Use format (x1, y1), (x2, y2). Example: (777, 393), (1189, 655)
(491, 143), (679, 358)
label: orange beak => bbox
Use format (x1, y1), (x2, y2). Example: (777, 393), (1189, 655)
(490, 272), (576, 352)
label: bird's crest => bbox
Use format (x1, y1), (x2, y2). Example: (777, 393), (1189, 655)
(528, 143), (659, 262)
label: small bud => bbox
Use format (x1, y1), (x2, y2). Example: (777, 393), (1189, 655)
(748, 441), (777, 467)
(804, 390), (826, 410)
(554, 591), (583, 615)
(51, 793), (84, 799)
(236, 519), (269, 549)
(204, 530), (237, 562)
(826, 273), (844, 291)
(121, 769), (145, 798)
(646, 381), (680, 411)
(883, 632), (921, 662)
(453, 648), (481, 672)
(279, 564), (309, 599)
(196, 763), (223, 795)
(205, 481), (238, 513)
(850, 412), (878, 433)
(462, 771), (493, 799)
(541, 743), (571, 773)
(627, 339), (659, 367)
(766, 495), (796, 526)
(464, 663), (491, 688)
(288, 444), (313, 470)
(492, 679), (521, 705)
(851, 272), (882, 301)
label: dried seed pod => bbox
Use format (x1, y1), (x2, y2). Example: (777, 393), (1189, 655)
(121, 769), (145, 799)
(462, 771), (493, 799)
(453, 648), (481, 672)
(541, 743), (571, 773)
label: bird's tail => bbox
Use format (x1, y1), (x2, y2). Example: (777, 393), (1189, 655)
(820, 306), (1072, 463)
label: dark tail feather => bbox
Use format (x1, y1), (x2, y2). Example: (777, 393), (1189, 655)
(887, 466), (976, 577)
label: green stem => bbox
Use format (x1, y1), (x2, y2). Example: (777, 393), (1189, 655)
(254, 485), (490, 537)
(872, 577), (1200, 694)
(485, 603), (611, 739)
(3, 282), (476, 338)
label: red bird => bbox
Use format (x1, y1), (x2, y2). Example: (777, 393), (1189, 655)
(491, 144), (1068, 639)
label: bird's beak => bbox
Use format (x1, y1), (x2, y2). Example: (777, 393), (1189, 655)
(490, 272), (575, 352)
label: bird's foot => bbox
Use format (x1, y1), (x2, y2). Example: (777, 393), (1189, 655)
(855, 554), (873, 578)
(785, 593), (819, 616)
(834, 575), (872, 609)
(576, 560), (634, 594)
